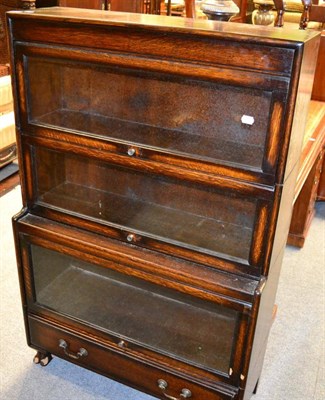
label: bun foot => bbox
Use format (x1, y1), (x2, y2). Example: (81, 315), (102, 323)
(33, 351), (53, 367)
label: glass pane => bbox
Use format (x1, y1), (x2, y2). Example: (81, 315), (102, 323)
(31, 245), (238, 373)
(27, 57), (272, 170)
(34, 147), (257, 262)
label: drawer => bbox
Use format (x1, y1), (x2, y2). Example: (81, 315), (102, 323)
(14, 214), (257, 385)
(21, 138), (275, 275)
(28, 315), (239, 400)
(15, 43), (288, 185)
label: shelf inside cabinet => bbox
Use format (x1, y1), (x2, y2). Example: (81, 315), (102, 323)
(34, 109), (265, 170)
(38, 180), (253, 262)
(26, 56), (271, 171)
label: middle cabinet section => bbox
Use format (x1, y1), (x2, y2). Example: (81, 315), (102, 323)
(22, 136), (275, 277)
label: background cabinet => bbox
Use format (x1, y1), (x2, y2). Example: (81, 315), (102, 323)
(8, 7), (319, 400)
(0, 75), (16, 168)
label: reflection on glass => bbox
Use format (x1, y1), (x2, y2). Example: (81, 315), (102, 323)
(34, 147), (257, 262)
(32, 245), (238, 373)
(27, 57), (271, 169)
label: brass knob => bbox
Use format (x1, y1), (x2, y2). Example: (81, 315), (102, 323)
(127, 148), (136, 156)
(180, 388), (192, 398)
(126, 233), (135, 242)
(157, 379), (192, 399)
(58, 339), (88, 359)
(157, 379), (168, 390)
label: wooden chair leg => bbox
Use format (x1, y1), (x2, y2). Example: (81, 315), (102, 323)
(300, 0), (312, 29)
(273, 0), (285, 26)
(185, 0), (195, 18)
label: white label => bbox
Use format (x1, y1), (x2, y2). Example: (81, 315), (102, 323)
(241, 115), (255, 126)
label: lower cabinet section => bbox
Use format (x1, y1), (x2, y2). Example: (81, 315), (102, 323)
(13, 213), (262, 400)
(28, 315), (239, 400)
(30, 245), (238, 374)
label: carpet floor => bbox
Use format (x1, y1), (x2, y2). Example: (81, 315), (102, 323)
(0, 186), (324, 400)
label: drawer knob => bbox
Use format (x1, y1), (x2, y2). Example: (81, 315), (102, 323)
(126, 233), (135, 242)
(58, 339), (88, 360)
(118, 340), (126, 348)
(127, 148), (136, 156)
(241, 115), (255, 126)
(158, 379), (168, 390)
(180, 389), (192, 398)
(157, 379), (192, 399)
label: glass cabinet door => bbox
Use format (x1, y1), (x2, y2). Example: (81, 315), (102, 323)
(25, 56), (274, 171)
(31, 146), (261, 264)
(30, 244), (239, 374)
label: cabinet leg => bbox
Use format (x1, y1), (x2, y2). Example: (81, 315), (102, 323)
(33, 351), (53, 367)
(253, 379), (259, 395)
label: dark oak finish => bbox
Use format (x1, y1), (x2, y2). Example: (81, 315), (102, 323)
(8, 8), (319, 400)
(28, 314), (239, 400)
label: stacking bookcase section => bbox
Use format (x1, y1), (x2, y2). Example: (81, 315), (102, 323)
(8, 7), (320, 400)
(17, 46), (287, 185)
(13, 22), (302, 186)
(14, 213), (259, 400)
(20, 135), (275, 276)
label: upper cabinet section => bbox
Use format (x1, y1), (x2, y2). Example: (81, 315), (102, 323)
(8, 8), (320, 186)
(28, 55), (271, 167)
(24, 53), (279, 176)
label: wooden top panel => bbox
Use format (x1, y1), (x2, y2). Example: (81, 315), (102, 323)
(7, 8), (320, 78)
(7, 7), (319, 44)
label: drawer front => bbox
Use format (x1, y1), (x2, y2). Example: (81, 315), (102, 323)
(22, 138), (275, 274)
(15, 43), (288, 185)
(28, 315), (239, 400)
